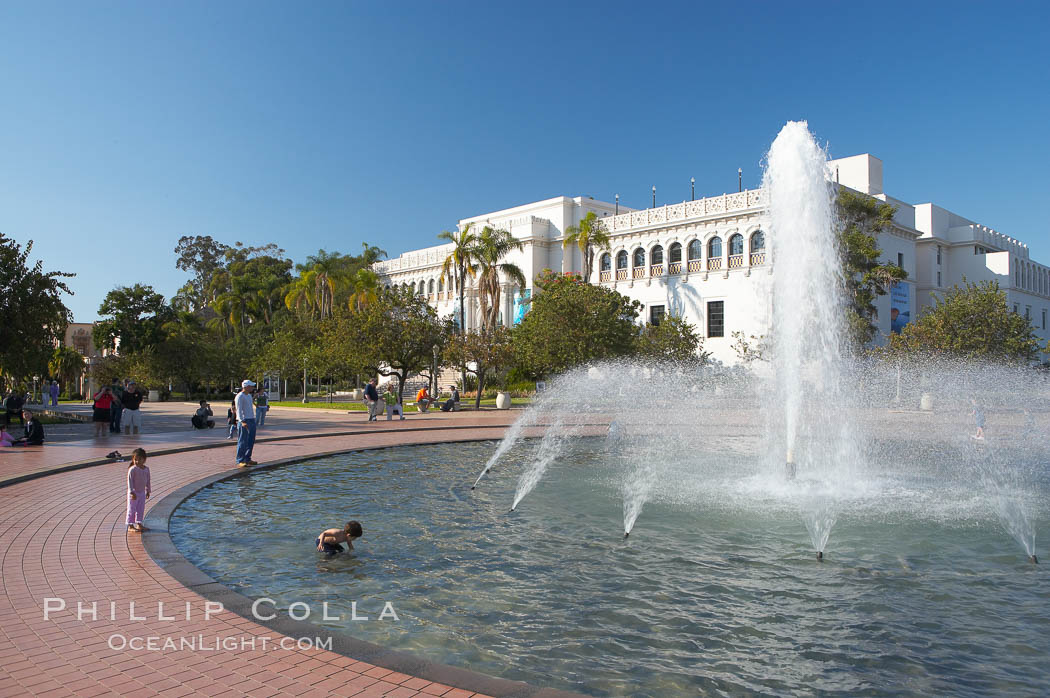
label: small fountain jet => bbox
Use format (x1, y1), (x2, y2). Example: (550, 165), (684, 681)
(816, 551), (823, 561)
(1030, 554), (1039, 564)
(785, 449), (797, 481)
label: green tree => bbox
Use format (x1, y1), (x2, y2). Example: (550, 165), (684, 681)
(331, 289), (450, 405)
(836, 189), (908, 346)
(563, 211), (611, 284)
(0, 235), (74, 389)
(447, 327), (515, 408)
(347, 268), (381, 312)
(513, 270), (641, 377)
(174, 235), (231, 310)
(49, 345), (86, 396)
(888, 279), (1045, 362)
(94, 284), (174, 354)
(472, 225), (526, 331)
(635, 315), (708, 364)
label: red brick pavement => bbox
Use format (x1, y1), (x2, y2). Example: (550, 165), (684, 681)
(0, 416), (543, 698)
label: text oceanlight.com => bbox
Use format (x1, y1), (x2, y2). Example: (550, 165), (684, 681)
(107, 634), (333, 652)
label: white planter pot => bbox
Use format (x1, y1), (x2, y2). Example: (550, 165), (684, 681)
(147, 389), (160, 402)
(919, 393), (934, 411)
(495, 392), (512, 410)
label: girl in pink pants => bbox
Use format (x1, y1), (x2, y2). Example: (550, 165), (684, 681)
(126, 448), (150, 532)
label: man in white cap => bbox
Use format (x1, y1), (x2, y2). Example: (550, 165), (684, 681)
(235, 380), (258, 467)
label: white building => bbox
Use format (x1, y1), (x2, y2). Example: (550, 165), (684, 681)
(375, 154), (1050, 365)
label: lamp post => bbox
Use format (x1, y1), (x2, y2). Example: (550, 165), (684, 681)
(432, 344), (440, 397)
(691, 177), (695, 201)
(651, 186), (656, 209)
(738, 168), (742, 193)
(302, 357), (308, 404)
(32, 375), (40, 405)
(614, 194), (619, 215)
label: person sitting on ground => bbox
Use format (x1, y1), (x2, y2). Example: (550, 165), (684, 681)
(192, 400), (215, 429)
(415, 386), (432, 412)
(0, 416), (15, 447)
(382, 385), (404, 421)
(440, 384), (460, 412)
(316, 520), (363, 556)
(13, 410), (45, 446)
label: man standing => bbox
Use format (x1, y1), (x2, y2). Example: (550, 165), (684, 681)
(364, 378), (381, 422)
(255, 389), (269, 428)
(235, 379), (258, 467)
(109, 379), (124, 433)
(4, 391), (23, 425)
(49, 380), (60, 407)
(121, 380), (145, 435)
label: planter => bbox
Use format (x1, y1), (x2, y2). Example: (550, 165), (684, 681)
(495, 391), (512, 410)
(919, 392), (934, 411)
(147, 389), (160, 402)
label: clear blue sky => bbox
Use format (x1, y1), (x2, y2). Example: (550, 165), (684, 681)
(2, 1), (1048, 321)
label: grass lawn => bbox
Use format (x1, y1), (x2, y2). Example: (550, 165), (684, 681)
(271, 401), (369, 411)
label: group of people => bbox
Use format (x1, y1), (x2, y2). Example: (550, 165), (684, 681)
(91, 380), (146, 438)
(362, 378), (460, 421)
(1, 410), (45, 447)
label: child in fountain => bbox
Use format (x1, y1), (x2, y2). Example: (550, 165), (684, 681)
(126, 448), (150, 532)
(971, 397), (986, 440)
(316, 520), (362, 556)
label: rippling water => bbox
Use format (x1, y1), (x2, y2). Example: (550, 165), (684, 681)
(172, 438), (1050, 697)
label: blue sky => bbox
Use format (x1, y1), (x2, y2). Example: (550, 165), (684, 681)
(2, 1), (1048, 321)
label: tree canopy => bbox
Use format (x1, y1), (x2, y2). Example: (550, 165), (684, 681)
(0, 234), (74, 389)
(888, 279), (1045, 362)
(836, 189), (908, 347)
(512, 270), (641, 377)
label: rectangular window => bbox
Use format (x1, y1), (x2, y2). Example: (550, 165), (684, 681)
(1014, 303), (1019, 314)
(649, 305), (665, 326)
(897, 252), (904, 268)
(1025, 306), (1031, 321)
(707, 301), (724, 338)
(937, 271), (941, 286)
(937, 245), (942, 265)
(1043, 309), (1046, 330)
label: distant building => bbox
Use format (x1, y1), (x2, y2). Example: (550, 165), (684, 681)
(59, 322), (103, 396)
(375, 154), (1048, 364)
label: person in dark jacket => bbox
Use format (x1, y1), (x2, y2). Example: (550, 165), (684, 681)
(14, 410), (44, 446)
(5, 391), (25, 425)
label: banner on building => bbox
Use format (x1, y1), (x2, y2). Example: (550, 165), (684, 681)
(513, 289), (531, 325)
(890, 282), (910, 334)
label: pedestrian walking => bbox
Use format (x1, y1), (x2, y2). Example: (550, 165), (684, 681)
(235, 380), (258, 467)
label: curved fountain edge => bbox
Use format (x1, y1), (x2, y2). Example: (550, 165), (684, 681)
(142, 438), (585, 698)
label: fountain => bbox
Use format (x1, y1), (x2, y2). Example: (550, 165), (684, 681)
(172, 121), (1048, 696)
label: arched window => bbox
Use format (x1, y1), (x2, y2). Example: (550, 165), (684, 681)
(651, 245), (664, 265)
(437, 279), (444, 292)
(750, 231), (766, 252)
(418, 281), (425, 295)
(633, 248), (645, 268)
(708, 236), (723, 259)
(669, 243), (682, 263)
(600, 253), (612, 271)
(616, 251), (628, 269)
(687, 240), (701, 260)
(729, 234), (744, 256)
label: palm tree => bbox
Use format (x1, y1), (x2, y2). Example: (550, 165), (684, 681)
(438, 222), (480, 333)
(348, 268), (381, 311)
(49, 345), (85, 397)
(563, 211), (611, 284)
(472, 226), (526, 331)
(284, 275), (315, 318)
